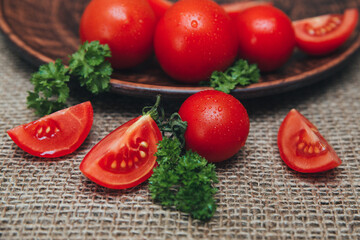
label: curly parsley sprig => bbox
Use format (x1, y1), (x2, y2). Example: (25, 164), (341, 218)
(146, 96), (218, 221)
(202, 59), (260, 93)
(27, 41), (112, 116)
(149, 137), (218, 221)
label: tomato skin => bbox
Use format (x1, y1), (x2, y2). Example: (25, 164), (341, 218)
(178, 90), (249, 162)
(80, 114), (162, 189)
(278, 109), (342, 173)
(293, 9), (359, 56)
(147, 0), (272, 20)
(79, 0), (156, 69)
(222, 1), (273, 20)
(147, 0), (172, 21)
(235, 5), (295, 72)
(7, 102), (93, 158)
(154, 0), (238, 83)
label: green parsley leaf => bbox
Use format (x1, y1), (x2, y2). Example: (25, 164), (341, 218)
(69, 41), (112, 94)
(27, 59), (70, 116)
(149, 137), (218, 221)
(27, 41), (112, 116)
(204, 59), (260, 93)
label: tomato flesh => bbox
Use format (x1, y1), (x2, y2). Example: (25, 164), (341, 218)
(278, 109), (341, 173)
(7, 102), (93, 158)
(293, 8), (359, 55)
(80, 114), (162, 189)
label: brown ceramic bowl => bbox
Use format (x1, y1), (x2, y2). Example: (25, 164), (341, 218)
(0, 0), (359, 99)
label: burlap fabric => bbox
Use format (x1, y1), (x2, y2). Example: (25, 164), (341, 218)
(0, 32), (359, 239)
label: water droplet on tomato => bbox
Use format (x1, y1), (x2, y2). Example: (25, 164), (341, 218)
(191, 20), (198, 28)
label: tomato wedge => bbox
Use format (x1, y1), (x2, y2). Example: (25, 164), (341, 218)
(7, 102), (93, 158)
(293, 8), (359, 55)
(147, 0), (272, 20)
(278, 109), (341, 173)
(80, 114), (162, 189)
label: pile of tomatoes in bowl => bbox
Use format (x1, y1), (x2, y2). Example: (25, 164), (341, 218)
(79, 0), (358, 84)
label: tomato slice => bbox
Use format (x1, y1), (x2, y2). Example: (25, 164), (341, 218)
(293, 8), (359, 55)
(7, 102), (93, 158)
(147, 0), (272, 20)
(278, 109), (341, 173)
(80, 114), (162, 189)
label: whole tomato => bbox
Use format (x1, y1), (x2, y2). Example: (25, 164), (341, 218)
(235, 5), (295, 72)
(179, 90), (250, 162)
(80, 0), (156, 69)
(154, 0), (238, 84)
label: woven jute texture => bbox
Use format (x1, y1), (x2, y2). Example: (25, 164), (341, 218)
(0, 33), (360, 239)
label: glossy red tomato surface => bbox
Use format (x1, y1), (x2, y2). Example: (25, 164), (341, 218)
(154, 0), (238, 83)
(222, 1), (273, 19)
(293, 8), (359, 56)
(278, 109), (342, 173)
(80, 114), (162, 189)
(235, 5), (295, 72)
(80, 0), (156, 69)
(147, 0), (272, 20)
(178, 90), (249, 162)
(7, 102), (93, 158)
(147, 0), (172, 20)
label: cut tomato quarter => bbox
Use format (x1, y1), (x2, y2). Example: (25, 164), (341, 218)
(80, 114), (162, 189)
(7, 101), (93, 158)
(293, 8), (359, 55)
(277, 109), (341, 173)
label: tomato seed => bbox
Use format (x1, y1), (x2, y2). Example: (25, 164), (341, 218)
(128, 160), (133, 168)
(111, 160), (117, 169)
(297, 142), (305, 150)
(140, 141), (148, 148)
(139, 151), (146, 158)
(121, 161), (126, 168)
(308, 146), (314, 154)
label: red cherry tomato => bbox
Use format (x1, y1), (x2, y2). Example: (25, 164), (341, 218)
(154, 0), (238, 83)
(7, 102), (93, 158)
(293, 8), (359, 56)
(278, 109), (342, 173)
(178, 90), (249, 162)
(80, 114), (162, 189)
(147, 0), (272, 20)
(79, 0), (156, 69)
(235, 5), (296, 72)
